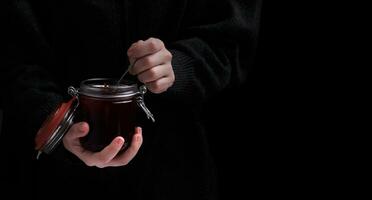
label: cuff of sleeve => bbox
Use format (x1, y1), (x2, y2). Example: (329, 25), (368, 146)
(168, 49), (201, 101)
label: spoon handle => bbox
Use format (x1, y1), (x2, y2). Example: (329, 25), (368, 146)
(116, 64), (132, 85)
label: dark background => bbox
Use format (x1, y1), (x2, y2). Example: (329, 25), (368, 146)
(0, 110), (2, 136)
(204, 2), (331, 198)
(1, 1), (343, 198)
(203, 2), (313, 198)
(202, 2), (267, 198)
(0, 1), (269, 199)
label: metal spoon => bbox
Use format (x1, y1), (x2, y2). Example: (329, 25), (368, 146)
(116, 63), (132, 86)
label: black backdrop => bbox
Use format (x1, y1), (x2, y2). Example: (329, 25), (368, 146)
(204, 1), (325, 198)
(0, 1), (266, 199)
(1, 1), (335, 198)
(201, 2), (308, 198)
(202, 3), (266, 198)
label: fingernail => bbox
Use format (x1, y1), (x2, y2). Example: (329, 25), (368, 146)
(116, 138), (124, 145)
(79, 122), (87, 132)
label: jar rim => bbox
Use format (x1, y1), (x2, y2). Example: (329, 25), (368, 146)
(78, 78), (139, 99)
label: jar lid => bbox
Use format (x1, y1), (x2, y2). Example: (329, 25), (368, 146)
(78, 78), (139, 99)
(34, 97), (78, 159)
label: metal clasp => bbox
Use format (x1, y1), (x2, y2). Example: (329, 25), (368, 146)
(136, 85), (155, 122)
(68, 86), (79, 97)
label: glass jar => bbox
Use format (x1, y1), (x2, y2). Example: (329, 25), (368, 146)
(35, 78), (154, 158)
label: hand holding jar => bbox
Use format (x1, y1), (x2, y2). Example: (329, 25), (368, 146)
(63, 122), (143, 168)
(52, 38), (175, 168)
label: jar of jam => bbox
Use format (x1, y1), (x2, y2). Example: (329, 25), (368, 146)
(35, 78), (154, 158)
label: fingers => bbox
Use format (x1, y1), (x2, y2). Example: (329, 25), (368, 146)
(127, 38), (164, 61)
(87, 137), (125, 168)
(137, 64), (169, 83)
(63, 122), (89, 152)
(145, 76), (175, 94)
(126, 37), (174, 94)
(63, 125), (143, 168)
(110, 127), (143, 167)
(130, 48), (172, 75)
(65, 122), (89, 140)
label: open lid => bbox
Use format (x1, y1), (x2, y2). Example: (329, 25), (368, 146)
(34, 97), (78, 159)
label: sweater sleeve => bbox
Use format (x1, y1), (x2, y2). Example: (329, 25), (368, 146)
(1, 0), (64, 151)
(166, 0), (261, 104)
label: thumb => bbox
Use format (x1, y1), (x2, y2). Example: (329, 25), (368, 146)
(66, 122), (89, 140)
